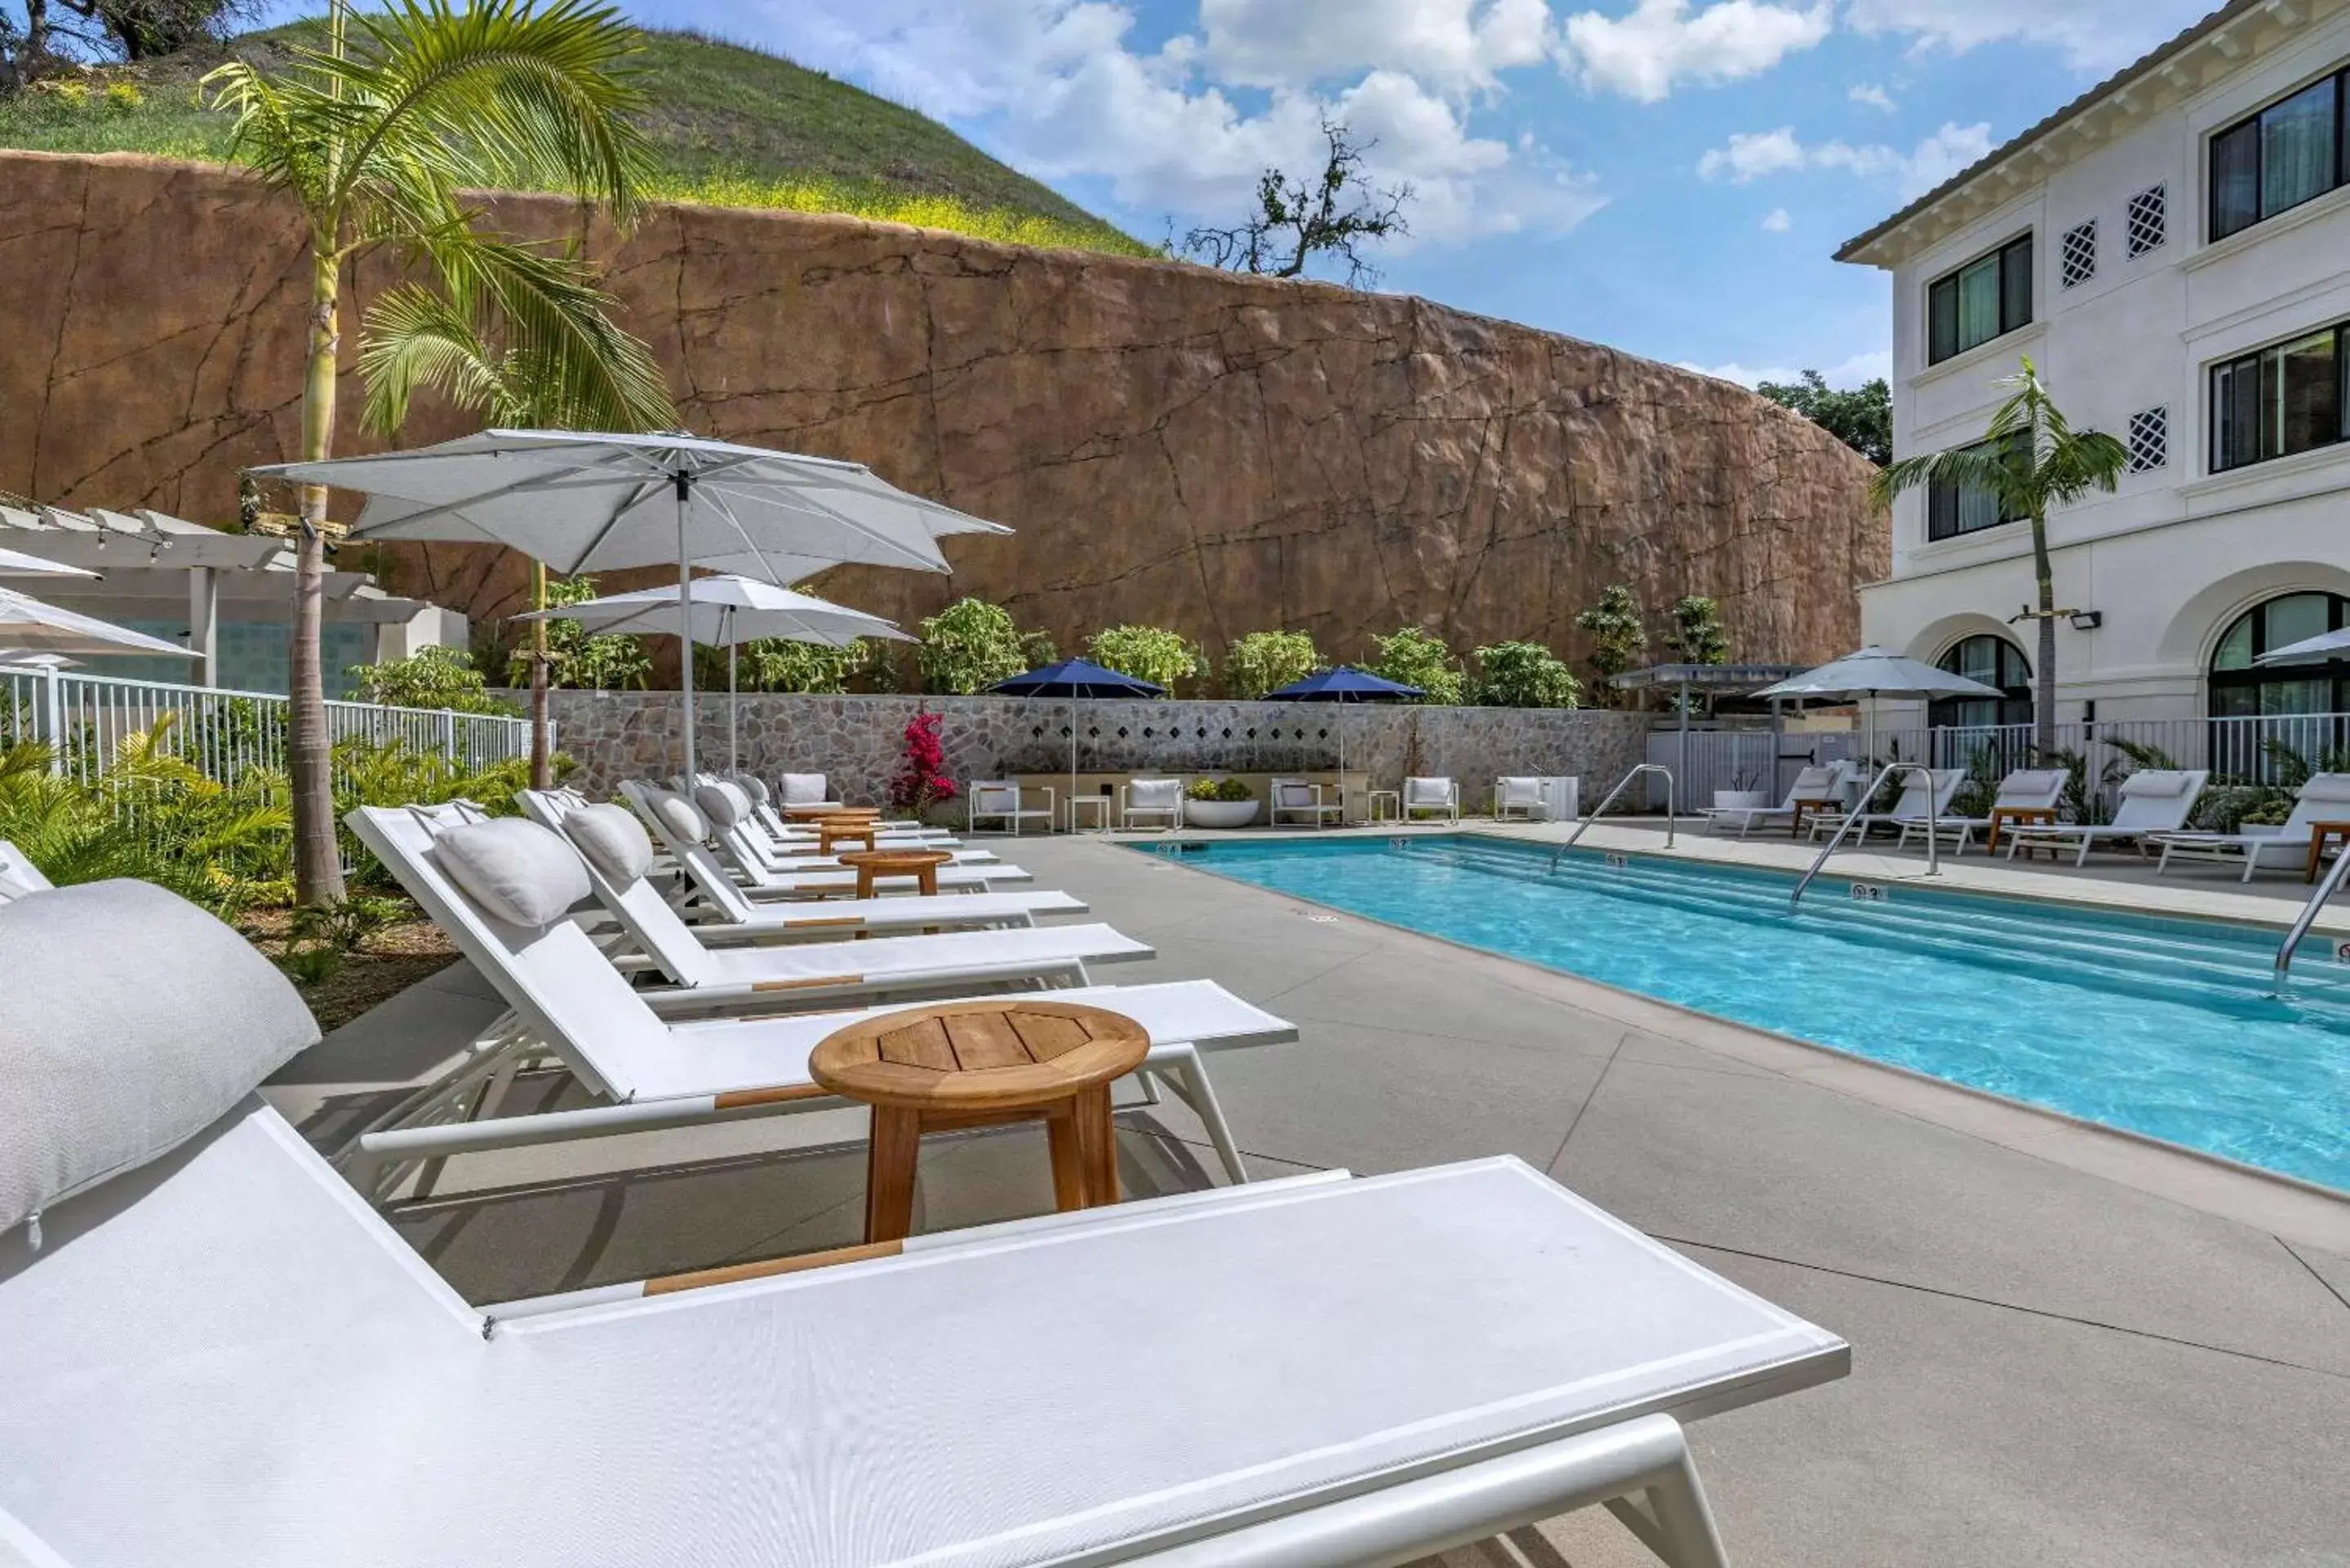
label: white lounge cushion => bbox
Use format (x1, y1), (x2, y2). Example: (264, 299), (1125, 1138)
(644, 787), (709, 846)
(1128, 779), (1180, 810)
(561, 803), (654, 886)
(435, 819), (591, 930)
(1405, 777), (1455, 805)
(780, 773), (829, 806)
(0, 879), (318, 1233)
(1998, 769), (2068, 801)
(693, 781), (751, 832)
(2299, 772), (2350, 804)
(731, 773), (771, 806)
(2119, 769), (2193, 798)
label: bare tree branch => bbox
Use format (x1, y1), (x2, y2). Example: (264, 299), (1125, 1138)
(1179, 118), (1411, 288)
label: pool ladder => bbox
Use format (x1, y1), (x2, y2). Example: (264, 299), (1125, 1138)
(1788, 762), (1940, 911)
(2273, 841), (2350, 982)
(1547, 763), (1673, 872)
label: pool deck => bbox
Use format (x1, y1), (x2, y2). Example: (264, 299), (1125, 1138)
(271, 828), (2350, 1568)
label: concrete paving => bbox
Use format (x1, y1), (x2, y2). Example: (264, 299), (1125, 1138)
(269, 830), (2350, 1568)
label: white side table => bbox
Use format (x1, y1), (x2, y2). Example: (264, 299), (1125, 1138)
(1067, 795), (1113, 833)
(1365, 788), (1401, 824)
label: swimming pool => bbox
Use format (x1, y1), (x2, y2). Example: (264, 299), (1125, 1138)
(1139, 834), (2350, 1192)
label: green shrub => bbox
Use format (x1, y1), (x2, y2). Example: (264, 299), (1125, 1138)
(1663, 595), (1729, 665)
(1575, 584), (1648, 700)
(1185, 776), (1254, 802)
(1367, 627), (1464, 704)
(1086, 624), (1201, 691)
(1224, 630), (1320, 699)
(1470, 641), (1581, 708)
(101, 81), (144, 113)
(696, 637), (872, 695)
(919, 597), (1054, 694)
(347, 645), (518, 715)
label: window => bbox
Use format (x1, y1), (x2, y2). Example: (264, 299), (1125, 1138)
(2126, 184), (2167, 256)
(2127, 406), (2169, 473)
(2210, 593), (2350, 717)
(1926, 234), (2033, 364)
(2059, 220), (2097, 287)
(1926, 434), (2026, 540)
(2209, 318), (2350, 472)
(2210, 67), (2349, 241)
(1931, 636), (2032, 730)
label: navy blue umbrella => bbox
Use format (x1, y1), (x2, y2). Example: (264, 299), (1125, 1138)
(988, 660), (1167, 816)
(1264, 665), (1422, 785)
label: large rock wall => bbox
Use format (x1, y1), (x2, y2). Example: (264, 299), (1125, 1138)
(0, 150), (1886, 670)
(539, 689), (1650, 811)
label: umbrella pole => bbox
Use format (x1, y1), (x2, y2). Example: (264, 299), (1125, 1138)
(1068, 699), (1077, 833)
(727, 613), (740, 776)
(674, 474), (696, 784)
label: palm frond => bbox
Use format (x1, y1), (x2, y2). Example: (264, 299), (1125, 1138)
(356, 283), (517, 435)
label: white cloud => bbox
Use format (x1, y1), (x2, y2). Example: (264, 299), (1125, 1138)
(1848, 82), (1894, 111)
(1681, 349), (1890, 388)
(1697, 121), (1994, 198)
(1560, 0), (1832, 104)
(1845, 0), (2214, 73)
(1194, 0), (1553, 92)
(1761, 206), (1791, 231)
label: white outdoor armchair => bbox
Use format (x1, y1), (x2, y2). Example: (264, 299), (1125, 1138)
(1121, 776), (1183, 829)
(1403, 776), (1460, 821)
(1269, 775), (1342, 828)
(1495, 776), (1544, 821)
(969, 779), (1054, 835)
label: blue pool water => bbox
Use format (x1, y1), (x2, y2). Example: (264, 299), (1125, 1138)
(1140, 835), (2350, 1190)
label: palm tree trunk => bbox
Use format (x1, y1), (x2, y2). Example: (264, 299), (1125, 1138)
(291, 247), (346, 906)
(2031, 512), (2058, 760)
(529, 560), (551, 789)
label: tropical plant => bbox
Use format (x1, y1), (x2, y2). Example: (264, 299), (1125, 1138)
(512, 573), (654, 691)
(208, 0), (669, 906)
(1223, 629), (1320, 700)
(917, 597), (1051, 694)
(1663, 595), (1729, 665)
(1185, 775), (1254, 802)
(1574, 584), (1647, 701)
(886, 706), (955, 816)
(1470, 641), (1582, 708)
(1873, 358), (2127, 757)
(1086, 624), (1200, 691)
(695, 637), (870, 695)
(345, 644), (518, 714)
(1366, 626), (1464, 704)
(1757, 371), (1892, 467)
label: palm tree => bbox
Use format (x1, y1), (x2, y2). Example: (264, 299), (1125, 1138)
(1870, 358), (2126, 757)
(207, 0), (671, 903)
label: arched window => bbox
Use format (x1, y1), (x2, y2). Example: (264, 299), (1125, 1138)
(2209, 592), (2350, 715)
(1931, 635), (2032, 728)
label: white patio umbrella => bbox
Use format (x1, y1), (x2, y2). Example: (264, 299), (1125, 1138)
(514, 575), (910, 772)
(253, 430), (1009, 779)
(2256, 627), (2350, 665)
(0, 547), (98, 579)
(0, 585), (198, 659)
(1751, 646), (2004, 768)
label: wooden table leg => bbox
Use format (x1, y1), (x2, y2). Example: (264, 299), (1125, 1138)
(855, 868), (877, 899)
(864, 1105), (922, 1242)
(1043, 1099), (1088, 1212)
(917, 868), (939, 897)
(2308, 831), (2330, 883)
(1071, 1083), (1118, 1206)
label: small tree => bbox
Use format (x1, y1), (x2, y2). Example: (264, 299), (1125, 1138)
(1087, 624), (1201, 691)
(1367, 626), (1464, 704)
(1757, 371), (1892, 467)
(1179, 118), (1412, 287)
(886, 707), (957, 818)
(1472, 642), (1582, 708)
(1575, 584), (1648, 703)
(1224, 630), (1322, 699)
(1871, 358), (2126, 756)
(918, 597), (1051, 695)
(345, 645), (517, 715)
(1663, 596), (1729, 665)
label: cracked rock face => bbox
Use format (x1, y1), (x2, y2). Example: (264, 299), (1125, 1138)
(0, 152), (1885, 666)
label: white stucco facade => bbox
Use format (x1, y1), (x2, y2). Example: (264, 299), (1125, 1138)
(1843, 0), (2350, 727)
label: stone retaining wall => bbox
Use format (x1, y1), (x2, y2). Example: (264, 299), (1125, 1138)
(540, 690), (1648, 815)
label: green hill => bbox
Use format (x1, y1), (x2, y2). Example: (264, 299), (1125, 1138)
(0, 20), (1149, 256)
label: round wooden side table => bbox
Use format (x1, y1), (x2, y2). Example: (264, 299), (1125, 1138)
(811, 999), (1150, 1243)
(815, 816), (878, 855)
(834, 846), (954, 899)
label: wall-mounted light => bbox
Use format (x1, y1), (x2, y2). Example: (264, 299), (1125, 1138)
(2068, 610), (2103, 632)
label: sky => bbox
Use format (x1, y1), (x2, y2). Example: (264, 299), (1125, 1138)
(487, 2), (2232, 389)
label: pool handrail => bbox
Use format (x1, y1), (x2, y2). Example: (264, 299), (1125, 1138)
(2273, 838), (2350, 981)
(1789, 762), (1939, 910)
(1547, 763), (1673, 871)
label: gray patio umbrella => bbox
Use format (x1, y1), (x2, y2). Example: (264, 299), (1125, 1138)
(2256, 627), (2350, 665)
(514, 575), (910, 773)
(0, 547), (97, 579)
(1750, 646), (2003, 765)
(253, 430), (1009, 780)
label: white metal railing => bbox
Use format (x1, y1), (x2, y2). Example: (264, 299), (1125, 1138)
(1789, 762), (1939, 909)
(1549, 762), (1674, 869)
(0, 666), (532, 787)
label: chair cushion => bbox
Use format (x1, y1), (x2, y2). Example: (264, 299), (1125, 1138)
(2119, 769), (2192, 798)
(694, 780), (751, 832)
(780, 773), (829, 806)
(0, 879), (320, 1234)
(1405, 777), (1452, 804)
(1129, 780), (1180, 809)
(2001, 769), (2068, 800)
(434, 818), (591, 930)
(731, 773), (771, 806)
(561, 803), (655, 886)
(1275, 782), (1314, 806)
(2299, 772), (2350, 805)
(642, 788), (708, 846)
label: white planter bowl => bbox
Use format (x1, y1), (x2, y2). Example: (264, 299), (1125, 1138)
(1182, 799), (1260, 829)
(1712, 790), (1769, 811)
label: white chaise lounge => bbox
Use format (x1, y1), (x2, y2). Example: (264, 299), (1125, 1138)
(0, 877), (1849, 1568)
(1806, 767), (1964, 843)
(1702, 765), (1837, 839)
(0, 838), (51, 899)
(623, 782), (1025, 897)
(1897, 766), (2069, 855)
(2003, 768), (2209, 866)
(348, 806), (1291, 1191)
(2151, 771), (2350, 882)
